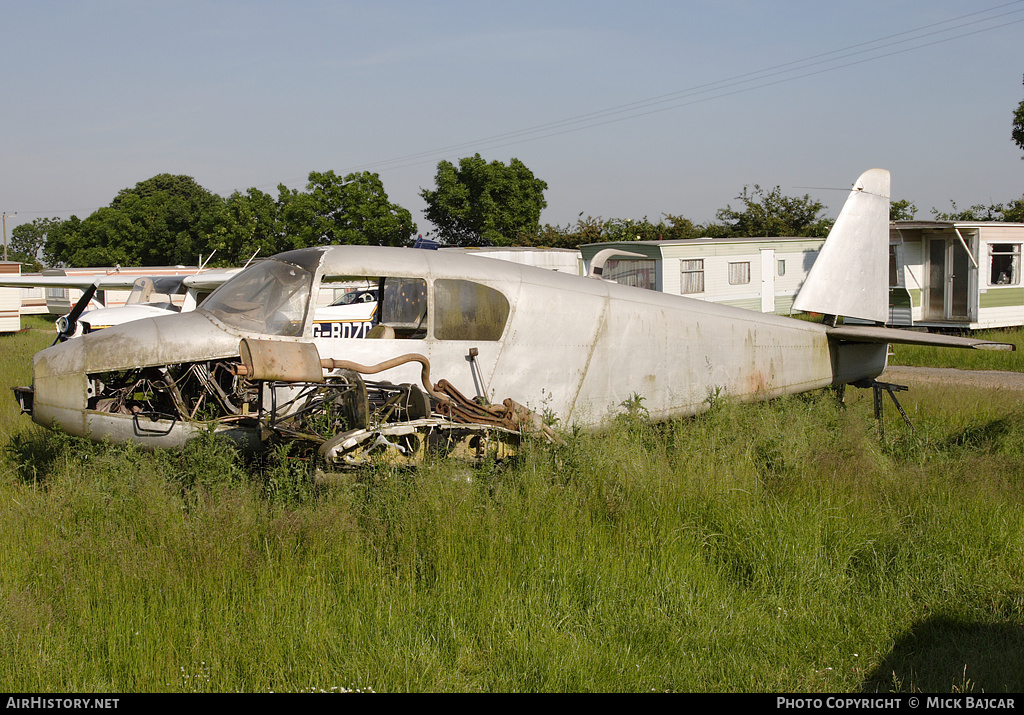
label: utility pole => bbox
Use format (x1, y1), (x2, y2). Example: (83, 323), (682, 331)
(1, 212), (16, 262)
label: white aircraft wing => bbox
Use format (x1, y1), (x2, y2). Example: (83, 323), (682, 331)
(0, 274), (143, 290)
(0, 268), (242, 292)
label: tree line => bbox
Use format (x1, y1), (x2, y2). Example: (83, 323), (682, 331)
(9, 79), (1024, 270)
(9, 170), (417, 270)
(10, 160), (1023, 271)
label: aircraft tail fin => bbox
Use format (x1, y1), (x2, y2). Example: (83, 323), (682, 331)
(792, 168), (890, 323)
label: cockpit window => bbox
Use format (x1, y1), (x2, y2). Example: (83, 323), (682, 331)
(433, 279), (510, 341)
(126, 276), (185, 308)
(200, 259), (312, 336)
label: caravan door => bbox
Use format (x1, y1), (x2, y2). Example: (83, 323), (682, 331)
(760, 249), (775, 313)
(925, 236), (975, 323)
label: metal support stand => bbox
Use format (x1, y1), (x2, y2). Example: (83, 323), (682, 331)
(863, 380), (914, 440)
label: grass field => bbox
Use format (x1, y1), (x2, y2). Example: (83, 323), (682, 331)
(0, 317), (1022, 692)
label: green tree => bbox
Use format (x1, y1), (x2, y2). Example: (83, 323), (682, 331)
(527, 215), (611, 248)
(931, 200), (1009, 221)
(660, 214), (704, 240)
(278, 170), (416, 248)
(9, 217), (61, 270)
(213, 188), (285, 265)
(525, 212), (703, 249)
(43, 210), (135, 267)
(43, 174), (229, 267)
(420, 154), (548, 246)
(709, 185), (833, 238)
(890, 199), (917, 221)
(1003, 196), (1024, 223)
(42, 216), (79, 267)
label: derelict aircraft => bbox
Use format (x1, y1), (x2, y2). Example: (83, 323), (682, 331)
(12, 169), (1014, 466)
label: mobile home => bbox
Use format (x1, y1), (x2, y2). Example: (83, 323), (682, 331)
(441, 246), (583, 275)
(579, 236), (825, 315)
(889, 221), (1024, 330)
(0, 261), (21, 332)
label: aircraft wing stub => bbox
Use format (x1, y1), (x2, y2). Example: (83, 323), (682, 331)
(826, 325), (1015, 351)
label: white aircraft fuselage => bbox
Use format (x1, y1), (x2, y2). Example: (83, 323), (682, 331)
(24, 244), (882, 447)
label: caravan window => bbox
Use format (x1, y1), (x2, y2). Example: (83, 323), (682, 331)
(728, 262), (751, 285)
(889, 245), (902, 287)
(680, 259), (704, 294)
(990, 244), (1020, 286)
(604, 259), (656, 291)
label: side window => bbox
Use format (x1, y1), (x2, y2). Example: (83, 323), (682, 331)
(990, 244), (1020, 286)
(380, 277), (428, 338)
(434, 279), (510, 341)
(313, 276), (379, 339)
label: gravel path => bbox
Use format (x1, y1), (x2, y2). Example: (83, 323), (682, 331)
(881, 366), (1024, 392)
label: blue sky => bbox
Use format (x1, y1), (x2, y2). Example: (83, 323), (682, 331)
(3, 0), (1022, 241)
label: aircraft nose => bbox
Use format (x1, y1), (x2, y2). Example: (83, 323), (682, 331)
(30, 335), (90, 436)
(26, 312), (245, 438)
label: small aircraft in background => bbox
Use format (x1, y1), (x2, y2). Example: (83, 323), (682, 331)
(2, 255), (386, 343)
(312, 287), (379, 340)
(12, 169), (1013, 467)
(0, 268), (241, 342)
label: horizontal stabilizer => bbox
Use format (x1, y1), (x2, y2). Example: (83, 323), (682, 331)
(827, 325), (1015, 351)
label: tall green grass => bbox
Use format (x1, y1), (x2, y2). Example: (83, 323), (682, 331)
(0, 316), (54, 443)
(0, 323), (1022, 692)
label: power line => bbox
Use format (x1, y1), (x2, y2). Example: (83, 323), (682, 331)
(338, 1), (1024, 174)
(17, 1), (1024, 212)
